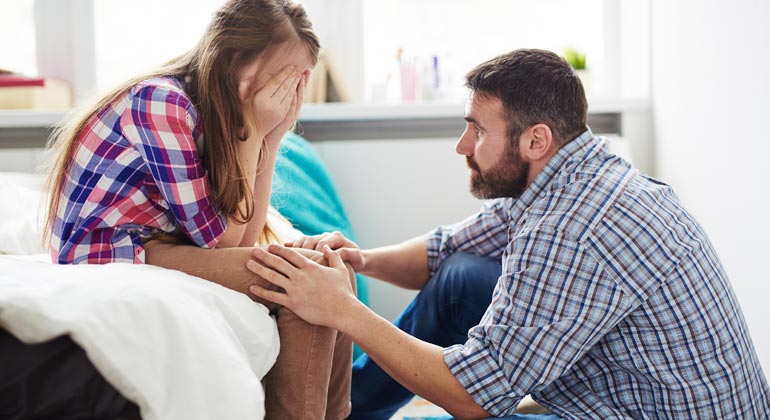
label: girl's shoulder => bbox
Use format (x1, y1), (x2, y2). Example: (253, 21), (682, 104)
(129, 76), (192, 106)
(125, 76), (199, 124)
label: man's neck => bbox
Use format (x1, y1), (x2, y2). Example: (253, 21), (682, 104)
(526, 147), (560, 186)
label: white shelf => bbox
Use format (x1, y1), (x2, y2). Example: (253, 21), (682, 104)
(0, 110), (68, 128)
(299, 102), (465, 121)
(0, 97), (650, 128)
(300, 97), (651, 121)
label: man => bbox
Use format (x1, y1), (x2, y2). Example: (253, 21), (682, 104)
(246, 49), (770, 419)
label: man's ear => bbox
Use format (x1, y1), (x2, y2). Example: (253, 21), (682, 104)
(520, 124), (554, 161)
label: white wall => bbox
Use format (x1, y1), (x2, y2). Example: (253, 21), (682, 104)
(652, 0), (770, 373)
(314, 133), (650, 321)
(315, 138), (484, 321)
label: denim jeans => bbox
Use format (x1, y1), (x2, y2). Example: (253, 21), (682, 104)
(347, 252), (501, 420)
(426, 416), (563, 420)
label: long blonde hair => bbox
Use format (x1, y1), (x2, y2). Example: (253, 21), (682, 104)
(43, 0), (319, 246)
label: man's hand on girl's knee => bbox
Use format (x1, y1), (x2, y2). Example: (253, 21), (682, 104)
(293, 247), (328, 266)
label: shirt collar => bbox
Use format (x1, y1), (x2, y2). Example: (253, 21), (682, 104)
(509, 128), (605, 221)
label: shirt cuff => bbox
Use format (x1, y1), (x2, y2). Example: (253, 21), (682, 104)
(443, 340), (523, 416)
(423, 227), (445, 274)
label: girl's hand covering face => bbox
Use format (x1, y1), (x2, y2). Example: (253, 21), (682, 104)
(263, 69), (309, 145)
(244, 65), (302, 141)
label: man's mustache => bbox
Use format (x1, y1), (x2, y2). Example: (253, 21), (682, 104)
(466, 157), (480, 172)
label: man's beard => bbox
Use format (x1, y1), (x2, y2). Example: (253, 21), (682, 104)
(466, 147), (530, 199)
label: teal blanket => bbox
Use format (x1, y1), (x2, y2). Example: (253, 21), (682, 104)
(271, 132), (369, 307)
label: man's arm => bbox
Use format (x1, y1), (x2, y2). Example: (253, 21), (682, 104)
(245, 244), (490, 419)
(342, 301), (490, 419)
(356, 238), (430, 290)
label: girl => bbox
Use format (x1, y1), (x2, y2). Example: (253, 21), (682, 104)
(43, 1), (352, 418)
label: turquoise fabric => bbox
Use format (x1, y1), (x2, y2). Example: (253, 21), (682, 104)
(271, 132), (370, 308)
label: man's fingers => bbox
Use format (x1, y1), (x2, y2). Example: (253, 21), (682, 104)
(323, 245), (344, 269)
(337, 248), (363, 271)
(337, 248), (353, 261)
(314, 234), (333, 251)
(316, 232), (351, 251)
(251, 247), (296, 277)
(245, 258), (291, 289)
(267, 244), (309, 269)
(249, 285), (290, 306)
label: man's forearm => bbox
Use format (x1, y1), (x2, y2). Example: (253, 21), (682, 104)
(339, 302), (489, 420)
(360, 237), (431, 290)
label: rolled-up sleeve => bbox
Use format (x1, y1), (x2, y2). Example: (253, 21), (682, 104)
(423, 198), (513, 274)
(443, 229), (636, 416)
(120, 83), (226, 248)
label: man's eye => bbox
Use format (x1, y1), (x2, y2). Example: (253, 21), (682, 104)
(475, 128), (482, 136)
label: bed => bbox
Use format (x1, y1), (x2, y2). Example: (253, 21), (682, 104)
(0, 133), (366, 420)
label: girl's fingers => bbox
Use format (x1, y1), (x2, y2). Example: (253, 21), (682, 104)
(275, 73), (301, 103)
(297, 73), (307, 105)
(245, 258), (291, 289)
(249, 285), (290, 306)
(291, 76), (305, 119)
(297, 236), (316, 249)
(265, 65), (296, 97)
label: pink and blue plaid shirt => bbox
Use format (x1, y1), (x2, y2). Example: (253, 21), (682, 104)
(51, 77), (226, 264)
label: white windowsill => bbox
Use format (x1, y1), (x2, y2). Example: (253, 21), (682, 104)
(0, 97), (651, 128)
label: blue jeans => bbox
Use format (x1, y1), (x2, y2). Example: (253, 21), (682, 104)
(347, 252), (501, 420)
(426, 416), (563, 420)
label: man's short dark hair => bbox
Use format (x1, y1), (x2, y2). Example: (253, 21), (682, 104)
(465, 49), (588, 147)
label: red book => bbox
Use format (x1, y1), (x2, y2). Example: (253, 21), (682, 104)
(0, 75), (46, 88)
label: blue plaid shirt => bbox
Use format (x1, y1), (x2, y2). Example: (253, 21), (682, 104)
(427, 130), (770, 419)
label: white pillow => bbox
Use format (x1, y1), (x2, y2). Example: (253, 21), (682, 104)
(0, 172), (48, 255)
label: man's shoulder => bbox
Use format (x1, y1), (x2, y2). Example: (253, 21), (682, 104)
(524, 158), (636, 238)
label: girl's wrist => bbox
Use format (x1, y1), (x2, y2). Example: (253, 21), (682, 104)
(265, 129), (286, 146)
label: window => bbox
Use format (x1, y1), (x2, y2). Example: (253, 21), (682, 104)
(0, 0), (37, 76)
(93, 0), (223, 90)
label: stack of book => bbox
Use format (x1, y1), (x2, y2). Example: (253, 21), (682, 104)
(0, 73), (71, 110)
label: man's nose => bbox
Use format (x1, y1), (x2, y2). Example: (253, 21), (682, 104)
(455, 129), (472, 156)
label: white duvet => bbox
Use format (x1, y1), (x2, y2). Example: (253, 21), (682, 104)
(0, 253), (280, 420)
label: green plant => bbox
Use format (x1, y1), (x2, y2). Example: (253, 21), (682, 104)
(563, 48), (587, 70)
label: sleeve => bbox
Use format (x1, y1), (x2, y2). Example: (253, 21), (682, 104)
(120, 83), (226, 248)
(423, 198), (513, 274)
(442, 229), (637, 416)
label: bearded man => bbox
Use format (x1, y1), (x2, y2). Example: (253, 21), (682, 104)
(247, 49), (770, 420)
